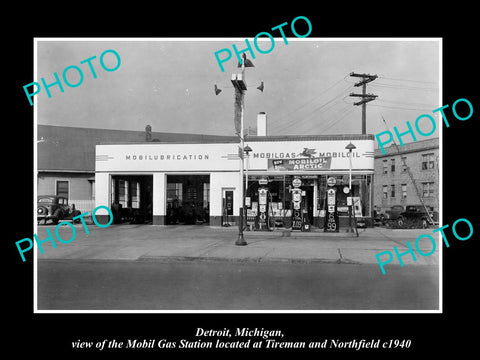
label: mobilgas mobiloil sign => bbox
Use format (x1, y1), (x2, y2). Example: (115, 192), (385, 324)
(251, 140), (374, 172)
(253, 149), (361, 160)
(95, 140), (374, 172)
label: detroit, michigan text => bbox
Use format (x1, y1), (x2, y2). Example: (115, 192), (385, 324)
(195, 327), (283, 339)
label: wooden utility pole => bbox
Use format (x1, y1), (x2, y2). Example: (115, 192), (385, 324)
(349, 72), (378, 134)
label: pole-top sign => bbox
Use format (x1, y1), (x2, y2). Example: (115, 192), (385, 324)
(327, 177), (336, 187)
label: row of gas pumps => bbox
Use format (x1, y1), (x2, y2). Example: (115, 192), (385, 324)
(222, 176), (347, 232)
(247, 178), (314, 232)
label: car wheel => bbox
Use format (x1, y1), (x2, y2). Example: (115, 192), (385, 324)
(422, 218), (429, 229)
(37, 206), (48, 225)
(397, 216), (405, 228)
(52, 209), (62, 225)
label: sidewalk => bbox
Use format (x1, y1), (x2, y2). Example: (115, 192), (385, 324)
(35, 224), (440, 267)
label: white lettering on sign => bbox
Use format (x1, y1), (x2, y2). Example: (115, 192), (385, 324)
(125, 154), (209, 161)
(96, 139), (374, 172)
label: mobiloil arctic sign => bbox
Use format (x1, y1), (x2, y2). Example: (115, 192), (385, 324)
(269, 157), (332, 171)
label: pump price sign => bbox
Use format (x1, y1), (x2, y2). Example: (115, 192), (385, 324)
(293, 192), (302, 202)
(325, 188), (339, 232)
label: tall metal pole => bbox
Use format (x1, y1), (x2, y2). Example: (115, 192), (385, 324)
(349, 150), (352, 191)
(245, 151), (250, 192)
(225, 54), (258, 245)
(348, 149), (353, 232)
(345, 142), (356, 232)
(236, 63), (247, 246)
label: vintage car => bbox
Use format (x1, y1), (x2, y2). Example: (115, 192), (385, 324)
(397, 205), (438, 229)
(37, 195), (80, 224)
(382, 205), (405, 224)
(373, 205), (403, 226)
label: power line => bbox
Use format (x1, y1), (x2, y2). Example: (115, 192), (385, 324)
(289, 77), (347, 112)
(295, 103), (352, 134)
(271, 77), (351, 129)
(376, 99), (438, 108)
(319, 107), (357, 133)
(370, 104), (433, 112)
(371, 82), (438, 92)
(378, 76), (437, 85)
(273, 86), (350, 132)
(287, 103), (357, 135)
(296, 88), (351, 119)
(274, 87), (352, 133)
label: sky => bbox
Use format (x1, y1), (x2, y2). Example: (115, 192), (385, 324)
(36, 38), (440, 144)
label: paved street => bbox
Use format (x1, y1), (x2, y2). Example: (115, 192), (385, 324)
(37, 259), (438, 310)
(34, 224), (441, 266)
(34, 224), (440, 311)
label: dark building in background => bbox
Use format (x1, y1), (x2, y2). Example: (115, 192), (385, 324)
(374, 138), (439, 215)
(37, 124), (231, 214)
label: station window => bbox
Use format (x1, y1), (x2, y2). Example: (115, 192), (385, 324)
(167, 183), (183, 202)
(56, 180), (69, 198)
(401, 184), (407, 199)
(118, 179), (128, 207)
(382, 160), (388, 174)
(131, 181), (140, 208)
(382, 185), (388, 199)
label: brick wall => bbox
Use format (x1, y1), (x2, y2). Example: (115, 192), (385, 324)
(374, 138), (439, 213)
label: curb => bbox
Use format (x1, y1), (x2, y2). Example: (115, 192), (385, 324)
(137, 254), (364, 265)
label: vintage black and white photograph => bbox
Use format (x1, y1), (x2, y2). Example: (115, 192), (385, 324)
(32, 37), (441, 312)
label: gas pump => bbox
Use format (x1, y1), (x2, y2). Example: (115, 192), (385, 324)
(291, 177), (303, 231)
(324, 187), (339, 232)
(291, 188), (303, 230)
(256, 187), (269, 230)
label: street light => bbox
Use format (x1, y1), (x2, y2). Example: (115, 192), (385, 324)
(215, 54), (262, 246)
(233, 55), (252, 246)
(345, 142), (356, 233)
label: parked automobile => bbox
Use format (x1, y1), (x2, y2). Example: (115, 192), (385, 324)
(397, 205), (438, 229)
(37, 195), (80, 224)
(375, 205), (404, 225)
(384, 205), (405, 222)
